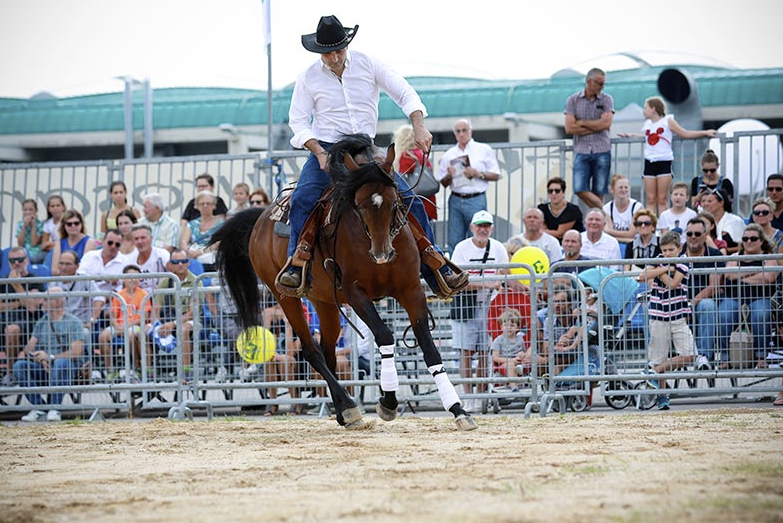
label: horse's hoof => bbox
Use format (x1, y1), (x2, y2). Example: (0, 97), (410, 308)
(375, 402), (398, 422)
(341, 406), (363, 426)
(454, 414), (478, 431)
(345, 418), (377, 431)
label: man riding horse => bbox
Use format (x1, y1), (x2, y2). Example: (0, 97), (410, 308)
(277, 15), (468, 298)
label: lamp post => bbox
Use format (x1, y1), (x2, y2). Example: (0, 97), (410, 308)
(117, 76), (153, 159)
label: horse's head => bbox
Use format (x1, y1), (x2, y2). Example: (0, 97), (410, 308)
(330, 136), (403, 265)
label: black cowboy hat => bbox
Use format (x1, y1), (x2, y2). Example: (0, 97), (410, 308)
(301, 15), (358, 53)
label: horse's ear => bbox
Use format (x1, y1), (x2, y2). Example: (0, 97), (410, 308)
(381, 143), (396, 176)
(343, 151), (360, 171)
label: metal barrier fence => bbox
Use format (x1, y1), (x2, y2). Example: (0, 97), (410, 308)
(2, 252), (782, 421)
(2, 130), (781, 252)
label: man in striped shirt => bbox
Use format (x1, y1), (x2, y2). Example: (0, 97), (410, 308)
(638, 231), (697, 410)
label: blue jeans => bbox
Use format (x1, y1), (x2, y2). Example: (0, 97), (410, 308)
(693, 298), (718, 361)
(556, 352), (600, 388)
(13, 357), (83, 406)
(573, 151), (611, 195)
(288, 148), (441, 280)
(447, 192), (487, 253)
(717, 298), (772, 360)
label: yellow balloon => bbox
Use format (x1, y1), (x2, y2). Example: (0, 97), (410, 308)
(236, 327), (277, 364)
(509, 246), (550, 283)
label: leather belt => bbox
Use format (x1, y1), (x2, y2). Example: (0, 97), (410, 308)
(452, 192), (484, 199)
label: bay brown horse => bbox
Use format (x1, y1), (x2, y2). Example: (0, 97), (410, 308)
(211, 134), (476, 430)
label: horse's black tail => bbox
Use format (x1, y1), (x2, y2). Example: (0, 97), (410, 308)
(209, 207), (265, 332)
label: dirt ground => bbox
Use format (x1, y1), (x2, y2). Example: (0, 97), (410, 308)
(1, 408), (782, 523)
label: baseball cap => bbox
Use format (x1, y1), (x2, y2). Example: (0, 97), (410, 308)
(471, 210), (494, 225)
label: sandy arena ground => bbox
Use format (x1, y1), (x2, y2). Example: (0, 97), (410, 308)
(1, 408), (782, 523)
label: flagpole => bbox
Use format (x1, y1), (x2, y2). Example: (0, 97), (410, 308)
(262, 0), (274, 192)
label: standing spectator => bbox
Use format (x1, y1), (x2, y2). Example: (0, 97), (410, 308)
(580, 208), (622, 270)
(76, 229), (128, 295)
(40, 195), (66, 260)
(681, 217), (724, 368)
(99, 181), (140, 237)
(700, 189), (744, 254)
(690, 149), (734, 212)
(394, 123), (438, 221)
(277, 15), (466, 299)
(449, 210), (508, 412)
(1, 246), (45, 383)
(517, 207), (563, 264)
(227, 182), (251, 217)
(128, 224), (170, 293)
(51, 210), (96, 276)
(539, 177), (583, 241)
(717, 224), (779, 368)
(750, 197), (783, 253)
(436, 118), (501, 252)
(564, 68), (614, 209)
(14, 287), (88, 422)
(625, 209), (661, 270)
(619, 96), (716, 214)
(180, 173), (228, 231)
(15, 199), (45, 263)
(764, 173), (783, 230)
(602, 174), (642, 251)
(248, 188), (271, 210)
(637, 231), (697, 410)
(696, 210), (727, 254)
(115, 208), (138, 257)
(138, 193), (180, 252)
(658, 182), (697, 244)
(180, 191), (224, 271)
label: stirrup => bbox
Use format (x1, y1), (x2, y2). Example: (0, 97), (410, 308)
(432, 259), (469, 299)
(275, 257), (311, 298)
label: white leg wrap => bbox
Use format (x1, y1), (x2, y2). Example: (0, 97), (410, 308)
(379, 344), (398, 392)
(429, 364), (460, 411)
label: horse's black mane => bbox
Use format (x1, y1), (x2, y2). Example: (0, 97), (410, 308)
(327, 134), (397, 211)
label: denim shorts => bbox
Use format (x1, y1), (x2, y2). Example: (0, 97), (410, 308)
(573, 151), (611, 195)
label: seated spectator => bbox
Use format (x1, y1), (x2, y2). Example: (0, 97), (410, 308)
(248, 188), (271, 211)
(14, 286), (88, 422)
(696, 210), (727, 254)
(138, 192), (180, 252)
(690, 149), (734, 212)
(490, 309), (527, 381)
(539, 176), (584, 241)
(764, 173), (783, 230)
(1, 246), (46, 383)
(116, 208), (138, 257)
(41, 195), (66, 259)
(701, 188), (744, 254)
(227, 182), (251, 216)
(580, 208), (622, 270)
(16, 198), (45, 264)
(180, 191), (224, 271)
(76, 229), (128, 296)
(127, 224), (170, 293)
(750, 197), (783, 253)
(625, 209), (661, 271)
(657, 182), (697, 244)
(100, 181), (140, 237)
(53, 250), (106, 335)
(97, 264), (151, 381)
(307, 301), (353, 399)
(602, 174), (642, 250)
(149, 249), (201, 380)
(717, 224), (779, 368)
(516, 207), (563, 264)
(555, 229), (594, 276)
(51, 210), (96, 276)
(260, 299), (303, 415)
(180, 173), (228, 231)
(487, 237), (532, 344)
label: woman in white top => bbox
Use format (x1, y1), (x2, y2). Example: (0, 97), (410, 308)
(603, 174), (642, 251)
(620, 96), (716, 215)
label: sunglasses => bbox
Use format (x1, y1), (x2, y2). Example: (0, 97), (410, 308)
(548, 188), (563, 194)
(105, 240), (121, 247)
(635, 221), (653, 227)
(767, 186), (783, 193)
(8, 257), (26, 263)
(685, 231), (703, 237)
(170, 259), (190, 265)
(702, 168), (718, 174)
(742, 236), (760, 242)
(65, 220), (81, 226)
(753, 209), (771, 216)
(250, 200), (265, 205)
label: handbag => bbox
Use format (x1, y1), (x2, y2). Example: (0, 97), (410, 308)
(729, 305), (754, 369)
(403, 152), (440, 198)
(449, 242), (491, 321)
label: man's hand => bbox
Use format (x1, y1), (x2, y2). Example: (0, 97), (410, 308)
(409, 110), (432, 154)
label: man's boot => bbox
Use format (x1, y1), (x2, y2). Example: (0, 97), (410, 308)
(275, 210), (320, 297)
(408, 215), (469, 298)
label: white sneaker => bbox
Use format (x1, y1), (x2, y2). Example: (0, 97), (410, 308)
(215, 366), (228, 383)
(696, 355), (710, 368)
(46, 410), (62, 422)
(21, 409), (46, 422)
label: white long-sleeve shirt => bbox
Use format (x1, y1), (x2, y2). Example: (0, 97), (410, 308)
(288, 49), (427, 149)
